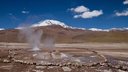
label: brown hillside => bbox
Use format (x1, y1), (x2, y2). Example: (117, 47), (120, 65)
(0, 25), (128, 43)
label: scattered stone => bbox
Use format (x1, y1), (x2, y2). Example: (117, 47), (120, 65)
(36, 66), (46, 69)
(62, 67), (72, 72)
(118, 69), (127, 72)
(47, 66), (54, 69)
(32, 69), (44, 72)
(90, 56), (96, 58)
(33, 54), (38, 57)
(73, 58), (81, 62)
(3, 59), (10, 63)
(60, 53), (68, 58)
(103, 69), (112, 72)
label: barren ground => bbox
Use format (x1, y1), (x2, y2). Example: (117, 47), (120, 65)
(0, 43), (128, 72)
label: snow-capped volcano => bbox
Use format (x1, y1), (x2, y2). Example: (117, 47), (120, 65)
(16, 19), (128, 32)
(32, 19), (72, 28)
(16, 19), (74, 29)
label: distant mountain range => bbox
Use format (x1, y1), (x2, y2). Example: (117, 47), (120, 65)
(0, 19), (128, 43)
(15, 19), (128, 32)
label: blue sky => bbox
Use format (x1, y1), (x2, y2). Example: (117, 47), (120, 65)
(0, 0), (128, 29)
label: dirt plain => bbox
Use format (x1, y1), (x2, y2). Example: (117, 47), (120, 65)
(0, 43), (128, 72)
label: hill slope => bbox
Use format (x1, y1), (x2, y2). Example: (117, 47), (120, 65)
(0, 20), (128, 43)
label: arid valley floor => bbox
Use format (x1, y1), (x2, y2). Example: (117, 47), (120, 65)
(0, 43), (128, 72)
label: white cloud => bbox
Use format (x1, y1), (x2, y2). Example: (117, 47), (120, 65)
(74, 10), (103, 18)
(70, 5), (103, 19)
(115, 0), (128, 16)
(21, 11), (29, 14)
(123, 0), (128, 5)
(115, 10), (128, 16)
(71, 5), (89, 13)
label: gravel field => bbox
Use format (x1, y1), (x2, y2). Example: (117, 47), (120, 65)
(0, 42), (128, 72)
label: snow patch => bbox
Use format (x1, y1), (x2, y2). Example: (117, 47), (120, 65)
(110, 28), (128, 31)
(0, 28), (4, 30)
(88, 28), (109, 32)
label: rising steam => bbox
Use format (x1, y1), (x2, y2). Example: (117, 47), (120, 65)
(19, 25), (43, 51)
(43, 36), (55, 48)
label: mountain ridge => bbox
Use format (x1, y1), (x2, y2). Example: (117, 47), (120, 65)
(14, 19), (128, 32)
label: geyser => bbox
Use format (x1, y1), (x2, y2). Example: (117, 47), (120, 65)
(18, 21), (68, 60)
(20, 26), (43, 51)
(43, 35), (55, 52)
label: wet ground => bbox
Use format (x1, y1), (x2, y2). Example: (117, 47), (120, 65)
(0, 43), (128, 72)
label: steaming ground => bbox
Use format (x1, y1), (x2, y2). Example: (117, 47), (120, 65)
(0, 42), (128, 57)
(0, 42), (128, 72)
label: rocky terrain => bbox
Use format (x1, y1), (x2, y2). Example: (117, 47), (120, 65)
(0, 43), (128, 72)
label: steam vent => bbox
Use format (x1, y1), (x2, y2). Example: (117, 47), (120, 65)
(0, 45), (128, 72)
(0, 47), (100, 72)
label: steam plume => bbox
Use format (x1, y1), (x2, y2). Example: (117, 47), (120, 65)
(20, 25), (43, 51)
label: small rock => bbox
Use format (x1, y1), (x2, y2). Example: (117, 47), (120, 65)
(118, 69), (127, 72)
(62, 67), (72, 72)
(3, 59), (10, 63)
(36, 66), (46, 69)
(90, 56), (96, 58)
(103, 69), (112, 72)
(32, 69), (44, 72)
(47, 66), (54, 69)
(74, 58), (81, 62)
